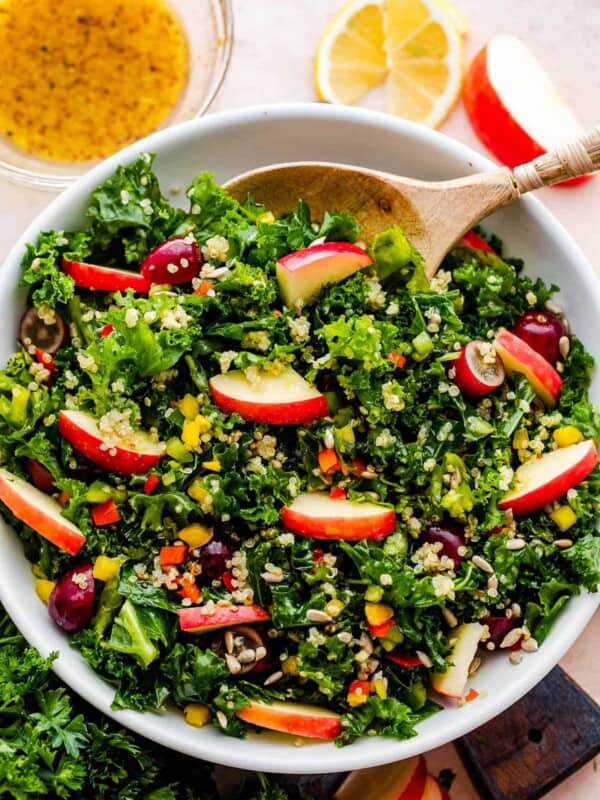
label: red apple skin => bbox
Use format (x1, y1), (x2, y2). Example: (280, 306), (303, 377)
(58, 410), (164, 476)
(210, 381), (329, 425)
(460, 230), (495, 253)
(178, 603), (270, 633)
(0, 468), (85, 555)
(494, 328), (562, 406)
(281, 495), (396, 541)
(464, 45), (588, 187)
(236, 700), (342, 741)
(499, 439), (598, 516)
(335, 755), (427, 800)
(62, 259), (151, 293)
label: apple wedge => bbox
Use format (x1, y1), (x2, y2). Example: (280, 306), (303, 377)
(277, 242), (373, 308)
(499, 439), (597, 516)
(236, 699), (342, 740)
(62, 259), (151, 293)
(209, 366), (329, 425)
(178, 603), (270, 633)
(494, 328), (562, 406)
(464, 35), (588, 184)
(421, 775), (451, 800)
(0, 468), (85, 555)
(335, 755), (427, 800)
(58, 410), (166, 475)
(281, 493), (396, 540)
(431, 622), (484, 699)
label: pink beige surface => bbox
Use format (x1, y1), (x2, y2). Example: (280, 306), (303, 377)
(0, 1), (598, 796)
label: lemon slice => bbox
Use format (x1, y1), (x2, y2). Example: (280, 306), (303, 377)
(384, 0), (464, 127)
(315, 0), (387, 105)
(314, 0), (465, 128)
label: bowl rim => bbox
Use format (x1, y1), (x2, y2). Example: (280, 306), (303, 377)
(0, 102), (598, 773)
(0, 0), (234, 192)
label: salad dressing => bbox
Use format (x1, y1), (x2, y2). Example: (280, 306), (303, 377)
(0, 0), (189, 162)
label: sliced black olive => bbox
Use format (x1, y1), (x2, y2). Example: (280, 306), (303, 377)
(19, 307), (67, 354)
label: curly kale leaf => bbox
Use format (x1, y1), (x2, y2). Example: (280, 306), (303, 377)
(19, 229), (91, 307)
(560, 534), (600, 591)
(160, 644), (229, 705)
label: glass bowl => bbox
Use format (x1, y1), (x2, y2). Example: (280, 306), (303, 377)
(0, 0), (233, 191)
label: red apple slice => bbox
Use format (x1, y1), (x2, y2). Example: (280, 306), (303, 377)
(281, 493), (396, 540)
(494, 328), (562, 406)
(499, 439), (598, 516)
(236, 699), (342, 741)
(209, 366), (329, 425)
(460, 230), (495, 253)
(421, 775), (451, 800)
(276, 242), (373, 308)
(140, 236), (202, 285)
(0, 468), (85, 555)
(58, 410), (165, 475)
(178, 603), (270, 633)
(453, 340), (505, 397)
(335, 755), (427, 800)
(62, 259), (151, 293)
(464, 35), (588, 184)
(431, 622), (484, 698)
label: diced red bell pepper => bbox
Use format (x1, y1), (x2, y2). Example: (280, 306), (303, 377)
(460, 230), (495, 253)
(348, 679), (372, 696)
(143, 474), (161, 495)
(194, 280), (214, 296)
(221, 571), (235, 592)
(34, 348), (56, 382)
(368, 618), (394, 638)
(388, 351), (407, 368)
(351, 457), (368, 477)
(91, 498), (121, 526)
(160, 544), (189, 566)
(386, 651), (423, 668)
(99, 324), (114, 337)
(329, 485), (347, 499)
(178, 579), (201, 604)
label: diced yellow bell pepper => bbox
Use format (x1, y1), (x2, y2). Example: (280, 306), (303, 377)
(257, 211), (275, 224)
(178, 524), (213, 548)
(178, 394), (200, 421)
(550, 505), (577, 532)
(512, 428), (529, 451)
(93, 555), (122, 582)
(372, 678), (388, 700)
(347, 690), (369, 708)
(184, 704), (211, 728)
(282, 655), (299, 676)
(324, 599), (344, 618)
(553, 426), (584, 447)
(365, 602), (394, 627)
(35, 579), (55, 604)
(201, 459), (221, 472)
(187, 478), (211, 505)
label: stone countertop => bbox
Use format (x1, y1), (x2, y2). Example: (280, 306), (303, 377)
(0, 1), (598, 796)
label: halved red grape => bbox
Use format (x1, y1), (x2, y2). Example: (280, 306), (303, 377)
(19, 307), (67, 354)
(423, 525), (465, 568)
(26, 459), (55, 493)
(511, 311), (565, 365)
(482, 615), (517, 648)
(197, 540), (232, 581)
(48, 562), (95, 632)
(141, 237), (202, 285)
(211, 624), (270, 675)
(453, 340), (505, 397)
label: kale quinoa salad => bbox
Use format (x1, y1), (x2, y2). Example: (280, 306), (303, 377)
(0, 152), (598, 746)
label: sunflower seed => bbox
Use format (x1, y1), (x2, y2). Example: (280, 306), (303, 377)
(225, 654), (241, 674)
(255, 646), (267, 661)
(261, 571), (284, 583)
(468, 656), (481, 677)
(441, 607), (458, 628)
(554, 538), (573, 549)
(359, 632), (374, 655)
(324, 428), (335, 450)
(509, 651), (523, 665)
(237, 649), (256, 664)
(545, 300), (562, 315)
(216, 710), (228, 729)
(306, 609), (332, 623)
(472, 555), (494, 573)
(511, 602), (522, 618)
(559, 336), (570, 359)
(521, 637), (539, 652)
(506, 538), (526, 551)
(500, 628), (523, 649)
(225, 631), (234, 654)
(487, 574), (499, 591)
(264, 670), (284, 686)
(416, 650), (433, 668)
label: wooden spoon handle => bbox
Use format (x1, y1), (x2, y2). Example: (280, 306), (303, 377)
(512, 125), (600, 192)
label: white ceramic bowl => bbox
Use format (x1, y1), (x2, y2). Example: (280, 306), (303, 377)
(0, 104), (598, 774)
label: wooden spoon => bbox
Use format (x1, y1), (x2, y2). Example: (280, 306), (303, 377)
(225, 126), (600, 276)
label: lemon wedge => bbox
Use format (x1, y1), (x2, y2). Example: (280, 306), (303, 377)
(314, 0), (465, 128)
